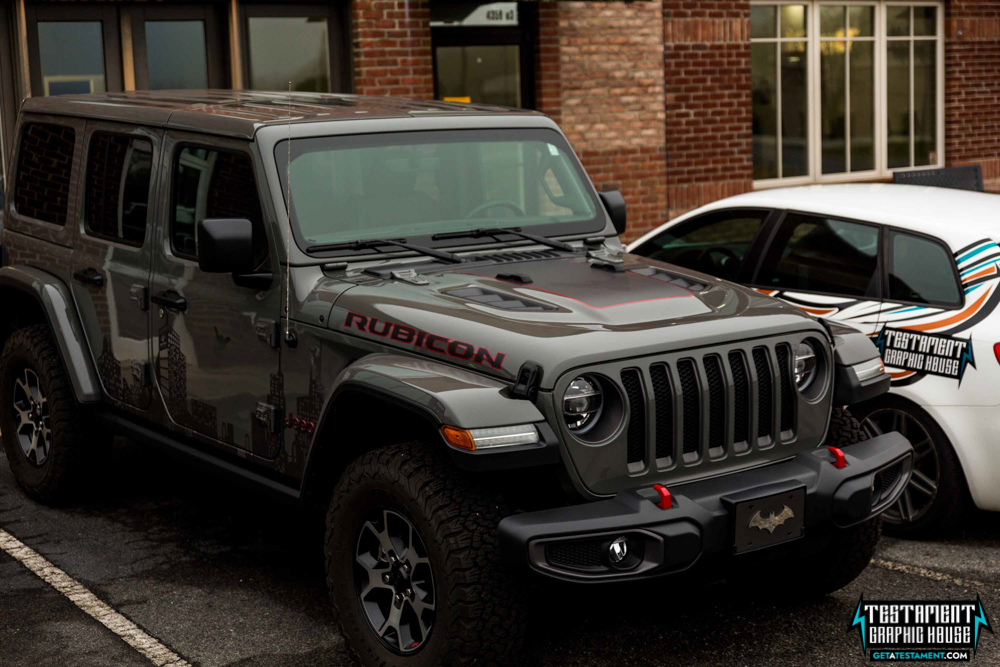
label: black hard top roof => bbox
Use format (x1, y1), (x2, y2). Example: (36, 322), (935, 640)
(21, 90), (540, 140)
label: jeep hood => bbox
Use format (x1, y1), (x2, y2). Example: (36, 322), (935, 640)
(326, 254), (824, 388)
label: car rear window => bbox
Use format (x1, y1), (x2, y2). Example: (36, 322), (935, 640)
(14, 122), (75, 225)
(84, 133), (153, 246)
(756, 212), (880, 298)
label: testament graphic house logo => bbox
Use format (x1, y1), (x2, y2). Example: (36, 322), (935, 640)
(875, 326), (976, 383)
(848, 595), (993, 661)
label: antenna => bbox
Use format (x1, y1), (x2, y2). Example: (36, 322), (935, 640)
(284, 82), (293, 344)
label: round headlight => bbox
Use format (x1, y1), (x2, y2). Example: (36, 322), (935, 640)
(564, 376), (603, 433)
(794, 341), (818, 391)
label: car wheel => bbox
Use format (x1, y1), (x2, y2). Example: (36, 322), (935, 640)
(325, 442), (526, 666)
(0, 324), (92, 502)
(855, 397), (966, 536)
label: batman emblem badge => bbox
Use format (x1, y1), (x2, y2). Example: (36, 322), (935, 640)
(748, 505), (795, 534)
(733, 488), (805, 553)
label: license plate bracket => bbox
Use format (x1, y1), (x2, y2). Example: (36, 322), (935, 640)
(733, 487), (805, 554)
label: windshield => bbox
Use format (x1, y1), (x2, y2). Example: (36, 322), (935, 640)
(274, 129), (603, 249)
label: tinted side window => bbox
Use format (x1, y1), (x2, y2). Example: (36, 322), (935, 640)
(172, 146), (267, 267)
(14, 123), (75, 225)
(631, 210), (768, 281)
(756, 213), (880, 298)
(889, 232), (961, 307)
(85, 133), (153, 246)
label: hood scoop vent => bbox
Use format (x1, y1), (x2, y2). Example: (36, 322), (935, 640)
(630, 266), (709, 292)
(476, 249), (561, 263)
(445, 286), (557, 312)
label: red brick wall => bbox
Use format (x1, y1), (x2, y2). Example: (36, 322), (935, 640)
(535, 1), (668, 242)
(351, 0), (434, 98)
(662, 0), (753, 219)
(945, 0), (1000, 191)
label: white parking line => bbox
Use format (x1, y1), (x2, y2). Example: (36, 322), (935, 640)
(873, 558), (998, 594)
(0, 528), (191, 667)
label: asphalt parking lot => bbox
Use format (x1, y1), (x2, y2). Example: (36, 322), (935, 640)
(2, 440), (999, 667)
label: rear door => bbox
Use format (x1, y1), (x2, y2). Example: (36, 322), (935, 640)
(70, 121), (159, 410)
(147, 131), (281, 456)
(748, 211), (884, 335)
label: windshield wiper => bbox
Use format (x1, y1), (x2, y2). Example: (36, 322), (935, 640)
(431, 227), (577, 253)
(304, 239), (464, 264)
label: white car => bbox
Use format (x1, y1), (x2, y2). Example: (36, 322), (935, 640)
(629, 183), (1000, 535)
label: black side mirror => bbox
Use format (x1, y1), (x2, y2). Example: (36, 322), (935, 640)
(197, 218), (254, 274)
(598, 190), (627, 235)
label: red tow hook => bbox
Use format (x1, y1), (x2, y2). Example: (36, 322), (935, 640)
(828, 446), (847, 469)
(653, 484), (672, 509)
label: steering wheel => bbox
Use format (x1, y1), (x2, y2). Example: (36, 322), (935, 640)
(464, 200), (527, 219)
(697, 246), (741, 279)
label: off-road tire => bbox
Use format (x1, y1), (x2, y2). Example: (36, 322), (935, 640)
(853, 397), (967, 537)
(826, 406), (867, 447)
(0, 324), (90, 503)
(325, 442), (526, 667)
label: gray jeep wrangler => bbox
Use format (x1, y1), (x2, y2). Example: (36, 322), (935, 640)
(0, 91), (912, 666)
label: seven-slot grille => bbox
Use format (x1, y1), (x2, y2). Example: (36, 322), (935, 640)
(623, 343), (797, 469)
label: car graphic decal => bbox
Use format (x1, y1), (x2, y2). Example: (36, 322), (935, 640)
(755, 237), (1000, 386)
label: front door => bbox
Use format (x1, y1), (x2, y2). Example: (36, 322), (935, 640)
(750, 211), (885, 336)
(70, 122), (159, 410)
(148, 131), (281, 455)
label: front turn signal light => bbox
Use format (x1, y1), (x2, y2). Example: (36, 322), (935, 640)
(441, 424), (540, 451)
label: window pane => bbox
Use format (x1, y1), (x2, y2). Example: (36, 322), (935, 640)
(914, 6), (936, 36)
(849, 6), (874, 37)
(85, 134), (152, 246)
(889, 232), (960, 305)
(249, 17), (331, 92)
(781, 42), (808, 177)
(751, 5), (776, 39)
(780, 5), (807, 38)
(914, 40), (937, 166)
(145, 21), (208, 90)
(632, 211), (768, 281)
(37, 22), (106, 96)
(14, 123), (75, 225)
(757, 214), (879, 297)
(850, 41), (876, 171)
(887, 6), (910, 37)
(820, 43), (846, 174)
(435, 45), (520, 107)
(173, 148), (267, 266)
(887, 41), (911, 169)
(752, 43), (778, 180)
(820, 6), (845, 38)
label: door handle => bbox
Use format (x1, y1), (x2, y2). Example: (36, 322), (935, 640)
(73, 268), (105, 288)
(151, 290), (188, 312)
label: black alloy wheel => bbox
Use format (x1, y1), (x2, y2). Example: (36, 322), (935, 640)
(354, 508), (436, 654)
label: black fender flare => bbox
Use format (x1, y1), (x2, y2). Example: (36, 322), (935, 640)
(0, 265), (102, 403)
(825, 319), (891, 406)
(300, 353), (557, 501)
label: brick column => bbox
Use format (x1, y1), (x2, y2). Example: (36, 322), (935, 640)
(945, 1), (1000, 191)
(535, 1), (669, 242)
(662, 1), (753, 219)
(351, 0), (434, 98)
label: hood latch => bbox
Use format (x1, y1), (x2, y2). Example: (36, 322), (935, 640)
(510, 361), (544, 401)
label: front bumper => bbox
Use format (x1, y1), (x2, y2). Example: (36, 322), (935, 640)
(498, 432), (912, 582)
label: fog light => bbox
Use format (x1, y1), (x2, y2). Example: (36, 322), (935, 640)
(608, 536), (629, 565)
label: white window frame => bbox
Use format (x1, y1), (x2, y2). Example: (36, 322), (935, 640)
(751, 0), (944, 188)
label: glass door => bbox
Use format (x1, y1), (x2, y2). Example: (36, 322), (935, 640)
(431, 2), (535, 108)
(130, 4), (228, 90)
(24, 4), (122, 97)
